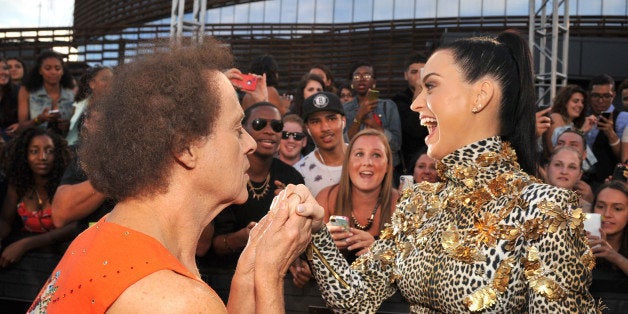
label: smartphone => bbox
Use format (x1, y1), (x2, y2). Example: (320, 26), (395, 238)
(536, 104), (551, 117)
(329, 215), (349, 231)
(600, 112), (612, 120)
(366, 89), (380, 101)
(48, 109), (60, 114)
(230, 74), (258, 91)
(612, 163), (627, 181)
(583, 213), (601, 238)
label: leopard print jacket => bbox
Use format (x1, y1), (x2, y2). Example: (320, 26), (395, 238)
(309, 137), (598, 313)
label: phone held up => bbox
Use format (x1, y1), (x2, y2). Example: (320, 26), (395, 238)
(230, 74), (258, 92)
(612, 163), (628, 182)
(366, 89), (380, 101)
(599, 112), (613, 120)
(329, 215), (349, 231)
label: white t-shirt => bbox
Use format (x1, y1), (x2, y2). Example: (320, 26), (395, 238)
(294, 151), (343, 197)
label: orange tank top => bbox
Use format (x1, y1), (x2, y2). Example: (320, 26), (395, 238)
(28, 218), (224, 313)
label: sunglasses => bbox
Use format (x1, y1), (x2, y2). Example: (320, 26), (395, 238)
(281, 131), (306, 140)
(251, 118), (283, 133)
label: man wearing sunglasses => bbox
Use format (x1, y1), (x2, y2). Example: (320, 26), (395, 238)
(278, 114), (307, 166)
(295, 91), (347, 197)
(206, 102), (304, 275)
(585, 74), (628, 188)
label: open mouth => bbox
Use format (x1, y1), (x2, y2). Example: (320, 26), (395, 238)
(420, 116), (438, 134)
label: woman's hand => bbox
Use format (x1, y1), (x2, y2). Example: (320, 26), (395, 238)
(326, 224), (353, 250)
(582, 115), (597, 134)
(288, 258), (312, 288)
(345, 228), (376, 256)
(535, 108), (551, 138)
(0, 238), (31, 268)
(285, 184), (325, 232)
(587, 230), (623, 266)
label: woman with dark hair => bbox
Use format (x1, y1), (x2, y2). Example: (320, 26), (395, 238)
(296, 30), (596, 312)
(0, 58), (20, 139)
(66, 65), (113, 146)
(7, 58), (26, 86)
(543, 84), (594, 153)
(337, 81), (354, 104)
(289, 73), (325, 118)
(309, 63), (337, 94)
(241, 54), (286, 114)
(0, 127), (75, 268)
(587, 180), (628, 275)
(17, 50), (75, 136)
(410, 146), (439, 183)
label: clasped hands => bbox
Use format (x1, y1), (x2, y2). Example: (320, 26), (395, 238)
(237, 184), (323, 282)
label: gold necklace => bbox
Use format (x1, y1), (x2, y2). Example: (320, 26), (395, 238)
(247, 173), (271, 200)
(351, 197), (381, 231)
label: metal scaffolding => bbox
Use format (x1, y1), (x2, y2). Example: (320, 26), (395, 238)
(529, 0), (570, 107)
(170, 0), (207, 45)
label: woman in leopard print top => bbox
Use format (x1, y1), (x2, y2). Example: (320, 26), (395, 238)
(300, 30), (599, 313)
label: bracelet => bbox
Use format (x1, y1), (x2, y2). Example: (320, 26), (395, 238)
(223, 235), (235, 253)
(610, 138), (621, 146)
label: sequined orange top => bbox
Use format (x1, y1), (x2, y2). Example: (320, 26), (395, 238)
(28, 218), (222, 313)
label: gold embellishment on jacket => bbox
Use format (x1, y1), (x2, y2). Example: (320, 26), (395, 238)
(522, 246), (566, 301)
(465, 286), (497, 312)
(472, 212), (502, 246)
(539, 200), (585, 233)
(442, 224), (486, 263)
(464, 256), (515, 311)
(522, 217), (547, 241)
(581, 249), (596, 271)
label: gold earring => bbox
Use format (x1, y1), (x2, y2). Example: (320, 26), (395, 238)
(472, 106), (479, 114)
(350, 84), (354, 89)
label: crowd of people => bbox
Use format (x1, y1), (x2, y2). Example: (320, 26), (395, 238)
(0, 29), (626, 312)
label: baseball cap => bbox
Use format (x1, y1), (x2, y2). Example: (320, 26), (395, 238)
(301, 91), (345, 122)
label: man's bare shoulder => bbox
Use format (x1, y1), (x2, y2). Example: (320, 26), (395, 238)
(108, 269), (226, 313)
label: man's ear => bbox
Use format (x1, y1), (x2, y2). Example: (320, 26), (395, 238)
(173, 146), (198, 170)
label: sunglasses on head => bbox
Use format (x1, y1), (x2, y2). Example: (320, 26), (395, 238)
(281, 131), (306, 140)
(251, 118), (283, 133)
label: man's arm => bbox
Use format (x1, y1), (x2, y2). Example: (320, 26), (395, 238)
(52, 181), (107, 228)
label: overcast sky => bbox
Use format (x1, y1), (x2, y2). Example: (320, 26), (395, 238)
(0, 0), (74, 28)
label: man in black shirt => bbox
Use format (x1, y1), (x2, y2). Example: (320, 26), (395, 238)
(392, 52), (428, 176)
(207, 102), (304, 269)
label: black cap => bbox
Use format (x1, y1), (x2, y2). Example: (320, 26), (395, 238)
(301, 91), (345, 122)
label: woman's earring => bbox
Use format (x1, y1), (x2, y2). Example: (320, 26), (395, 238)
(472, 106), (480, 114)
(350, 84), (354, 89)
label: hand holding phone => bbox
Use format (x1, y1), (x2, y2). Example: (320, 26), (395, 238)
(583, 213), (601, 238)
(230, 74), (258, 92)
(366, 89), (380, 101)
(329, 215), (349, 231)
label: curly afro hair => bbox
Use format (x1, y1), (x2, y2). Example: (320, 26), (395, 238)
(79, 38), (234, 200)
(3, 127), (70, 200)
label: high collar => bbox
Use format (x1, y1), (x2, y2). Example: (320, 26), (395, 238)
(436, 136), (520, 189)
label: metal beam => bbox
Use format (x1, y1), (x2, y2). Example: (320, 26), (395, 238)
(170, 0), (207, 46)
(529, 0), (570, 107)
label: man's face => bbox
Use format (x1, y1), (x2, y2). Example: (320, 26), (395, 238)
(590, 84), (615, 114)
(555, 132), (586, 161)
(404, 62), (425, 91)
(244, 106), (283, 158)
(305, 111), (345, 151)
